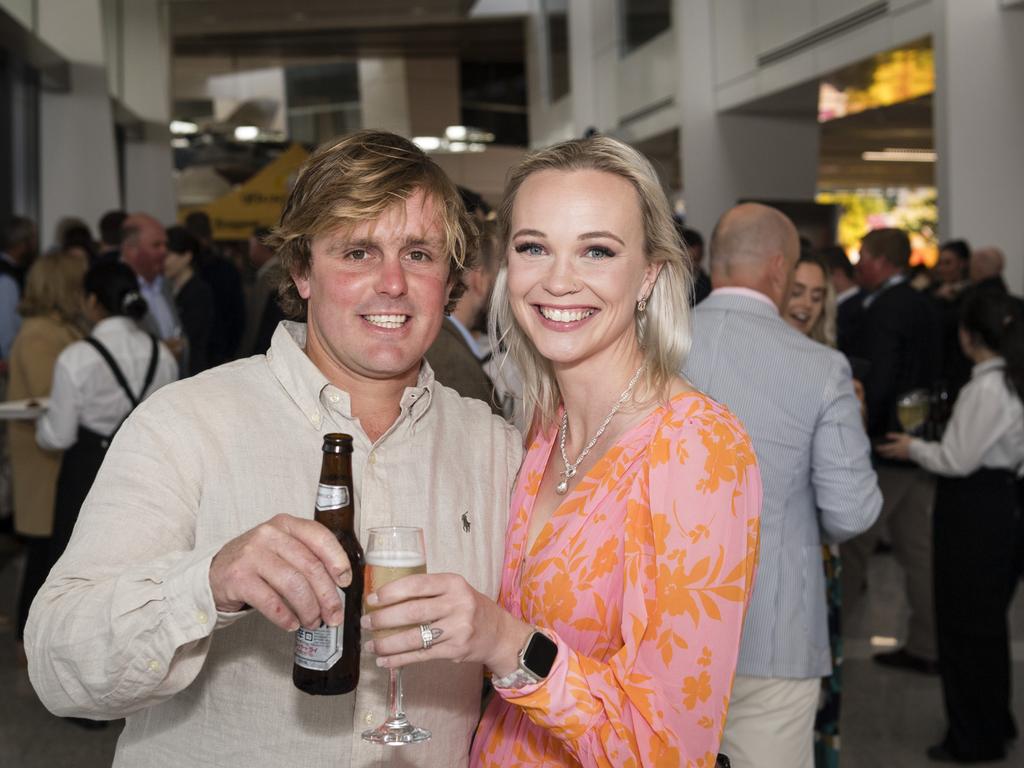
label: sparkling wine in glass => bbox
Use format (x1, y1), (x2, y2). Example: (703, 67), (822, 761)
(897, 389), (930, 436)
(361, 526), (430, 745)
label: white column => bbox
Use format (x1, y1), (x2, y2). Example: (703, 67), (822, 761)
(934, 0), (1024, 292)
(567, 0), (617, 137)
(677, 0), (820, 240)
(35, 0), (120, 248)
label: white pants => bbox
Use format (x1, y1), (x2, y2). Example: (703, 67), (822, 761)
(720, 675), (821, 768)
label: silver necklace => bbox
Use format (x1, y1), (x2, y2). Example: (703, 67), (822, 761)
(556, 363), (645, 495)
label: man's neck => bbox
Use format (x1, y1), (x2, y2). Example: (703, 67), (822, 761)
(711, 274), (783, 310)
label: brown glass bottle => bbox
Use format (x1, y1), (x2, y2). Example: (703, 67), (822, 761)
(293, 433), (365, 695)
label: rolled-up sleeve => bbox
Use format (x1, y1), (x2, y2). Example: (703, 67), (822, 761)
(812, 357), (882, 543)
(25, 393), (247, 719)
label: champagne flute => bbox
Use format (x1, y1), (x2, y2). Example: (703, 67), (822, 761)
(896, 388), (930, 436)
(361, 526), (431, 745)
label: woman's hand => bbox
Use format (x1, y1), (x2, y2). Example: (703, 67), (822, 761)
(876, 432), (913, 461)
(361, 572), (533, 675)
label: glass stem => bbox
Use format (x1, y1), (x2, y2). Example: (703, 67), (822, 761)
(387, 667), (407, 725)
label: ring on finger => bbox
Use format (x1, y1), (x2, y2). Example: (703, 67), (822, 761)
(419, 623), (442, 650)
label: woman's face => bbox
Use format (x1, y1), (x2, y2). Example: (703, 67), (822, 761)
(784, 261), (827, 337)
(163, 249), (192, 281)
(506, 169), (661, 370)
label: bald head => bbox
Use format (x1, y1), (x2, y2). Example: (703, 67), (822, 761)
(709, 203), (800, 307)
(969, 246), (1005, 283)
(121, 213), (168, 283)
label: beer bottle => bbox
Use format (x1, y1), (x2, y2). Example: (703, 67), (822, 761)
(293, 433), (365, 695)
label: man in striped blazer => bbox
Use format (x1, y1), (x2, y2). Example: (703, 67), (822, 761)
(684, 203), (882, 768)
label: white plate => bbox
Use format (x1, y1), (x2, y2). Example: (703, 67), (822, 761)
(0, 397), (49, 420)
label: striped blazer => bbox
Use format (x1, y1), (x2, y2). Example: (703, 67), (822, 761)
(684, 291), (882, 678)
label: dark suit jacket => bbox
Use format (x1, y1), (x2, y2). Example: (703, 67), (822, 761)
(836, 289), (865, 358)
(852, 281), (942, 443)
(175, 275), (215, 376)
(425, 318), (502, 415)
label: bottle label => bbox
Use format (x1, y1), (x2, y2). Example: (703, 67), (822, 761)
(316, 483), (350, 511)
(293, 590), (345, 670)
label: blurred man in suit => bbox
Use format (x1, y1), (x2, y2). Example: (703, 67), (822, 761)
(820, 245), (863, 357)
(843, 227), (942, 674)
(685, 203), (881, 768)
(238, 227), (285, 357)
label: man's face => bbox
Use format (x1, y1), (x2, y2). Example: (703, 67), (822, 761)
(294, 189), (452, 386)
(936, 249), (963, 285)
(125, 221), (168, 282)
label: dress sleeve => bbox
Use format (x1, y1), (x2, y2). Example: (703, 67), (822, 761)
(25, 389), (247, 719)
(497, 404), (762, 766)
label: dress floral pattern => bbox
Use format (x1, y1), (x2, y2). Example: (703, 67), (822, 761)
(471, 392), (762, 767)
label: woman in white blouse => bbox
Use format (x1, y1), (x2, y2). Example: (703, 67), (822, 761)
(36, 261), (178, 563)
(879, 288), (1024, 763)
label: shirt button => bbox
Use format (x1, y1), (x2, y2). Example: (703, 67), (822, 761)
(148, 660), (161, 672)
(364, 710), (374, 724)
(368, 454), (376, 465)
(329, 393), (340, 403)
(310, 411), (320, 424)
(196, 611), (209, 625)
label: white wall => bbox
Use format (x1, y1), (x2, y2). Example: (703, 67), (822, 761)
(358, 58), (412, 136)
(123, 138), (175, 224)
(934, 0), (1024, 292)
(37, 0), (104, 65)
(39, 63), (120, 249)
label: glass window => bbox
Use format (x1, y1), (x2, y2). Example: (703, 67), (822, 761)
(621, 0), (671, 54)
(543, 0), (569, 102)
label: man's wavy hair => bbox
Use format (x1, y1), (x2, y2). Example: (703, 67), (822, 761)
(267, 130), (477, 319)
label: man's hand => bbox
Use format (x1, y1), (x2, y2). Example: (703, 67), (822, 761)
(209, 514), (352, 631)
(876, 432), (913, 462)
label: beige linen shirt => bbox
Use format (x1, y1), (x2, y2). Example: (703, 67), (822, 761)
(25, 321), (522, 768)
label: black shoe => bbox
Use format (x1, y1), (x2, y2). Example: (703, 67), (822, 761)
(873, 648), (940, 674)
(926, 742), (1004, 763)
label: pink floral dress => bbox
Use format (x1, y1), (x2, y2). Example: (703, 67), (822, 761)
(471, 392), (761, 767)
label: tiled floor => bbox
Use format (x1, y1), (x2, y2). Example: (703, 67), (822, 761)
(0, 534), (1020, 767)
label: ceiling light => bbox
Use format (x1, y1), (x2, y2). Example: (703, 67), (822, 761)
(234, 125), (259, 141)
(170, 137), (190, 149)
(445, 126), (468, 141)
(448, 141), (469, 153)
(412, 136), (442, 151)
(862, 148), (937, 162)
(170, 120), (198, 135)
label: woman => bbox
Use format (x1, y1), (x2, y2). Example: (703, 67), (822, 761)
(364, 136), (762, 766)
(783, 254), (842, 768)
(164, 225), (214, 376)
(36, 261), (178, 562)
(878, 288), (1024, 763)
(6, 249), (86, 647)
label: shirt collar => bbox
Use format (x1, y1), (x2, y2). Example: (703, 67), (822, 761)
(836, 285), (860, 304)
(446, 315), (482, 359)
(137, 274), (164, 292)
(972, 356), (1006, 378)
(708, 287), (780, 313)
(863, 273), (906, 308)
(92, 315), (138, 335)
(266, 321), (436, 433)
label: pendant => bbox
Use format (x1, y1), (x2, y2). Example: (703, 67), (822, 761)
(556, 478), (569, 495)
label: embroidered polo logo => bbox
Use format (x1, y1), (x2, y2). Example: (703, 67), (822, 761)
(461, 511), (471, 533)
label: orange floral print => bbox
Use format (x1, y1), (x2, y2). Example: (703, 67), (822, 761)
(471, 392), (762, 767)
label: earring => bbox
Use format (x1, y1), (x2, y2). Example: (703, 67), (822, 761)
(637, 297), (647, 313)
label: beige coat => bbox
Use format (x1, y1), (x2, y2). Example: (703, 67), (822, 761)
(7, 314), (81, 536)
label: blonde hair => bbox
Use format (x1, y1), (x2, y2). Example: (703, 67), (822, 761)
(267, 130), (477, 319)
(489, 136), (692, 429)
(18, 248), (87, 327)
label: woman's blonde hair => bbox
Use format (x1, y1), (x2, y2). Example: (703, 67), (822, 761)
(489, 135), (692, 429)
(266, 129), (477, 319)
(18, 248), (87, 326)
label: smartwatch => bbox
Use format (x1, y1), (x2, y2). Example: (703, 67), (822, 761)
(491, 629), (558, 689)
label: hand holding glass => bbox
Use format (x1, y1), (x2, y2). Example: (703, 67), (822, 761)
(361, 526), (430, 745)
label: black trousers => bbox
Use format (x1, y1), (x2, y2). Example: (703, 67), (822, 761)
(51, 427), (109, 564)
(16, 535), (52, 640)
(933, 468), (1022, 759)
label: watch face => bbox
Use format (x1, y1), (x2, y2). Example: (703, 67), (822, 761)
(523, 632), (558, 678)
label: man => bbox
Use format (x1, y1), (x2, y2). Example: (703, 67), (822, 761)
(933, 239), (970, 301)
(186, 211), (246, 365)
(0, 216), (36, 360)
(969, 245), (1009, 291)
(121, 213), (180, 343)
(933, 240), (973, 398)
(425, 220), (502, 413)
(96, 209), (127, 264)
(25, 130), (521, 767)
(678, 224), (712, 305)
(820, 245), (864, 357)
(842, 227), (942, 674)
(685, 203), (881, 768)
(238, 227), (285, 357)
